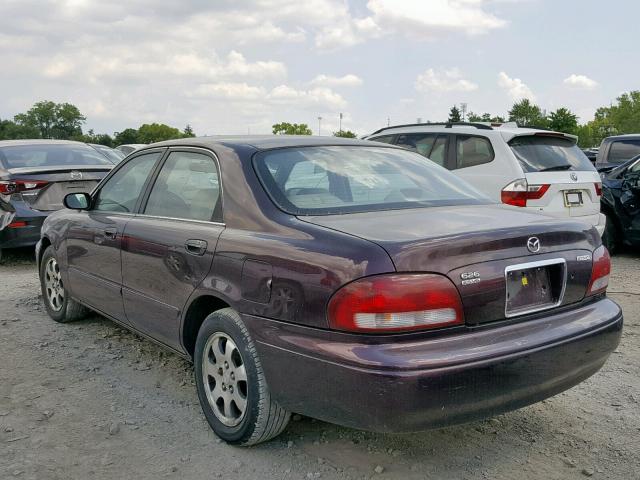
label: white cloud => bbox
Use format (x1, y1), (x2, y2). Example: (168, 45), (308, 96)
(498, 72), (536, 101)
(563, 74), (598, 90)
(190, 82), (267, 101)
(415, 68), (478, 93)
(268, 85), (347, 110)
(309, 74), (363, 87)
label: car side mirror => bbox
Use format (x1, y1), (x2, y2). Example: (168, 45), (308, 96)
(64, 192), (91, 210)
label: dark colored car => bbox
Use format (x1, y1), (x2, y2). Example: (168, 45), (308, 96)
(581, 148), (598, 164)
(89, 143), (126, 163)
(595, 134), (640, 172)
(37, 136), (622, 445)
(601, 154), (640, 253)
(0, 140), (113, 261)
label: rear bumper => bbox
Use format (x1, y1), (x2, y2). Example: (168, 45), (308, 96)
(243, 297), (622, 433)
(0, 199), (48, 250)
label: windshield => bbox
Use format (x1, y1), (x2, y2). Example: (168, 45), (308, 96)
(254, 146), (491, 215)
(510, 135), (595, 173)
(0, 144), (113, 169)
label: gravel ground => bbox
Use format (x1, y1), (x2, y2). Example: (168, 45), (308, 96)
(0, 248), (639, 480)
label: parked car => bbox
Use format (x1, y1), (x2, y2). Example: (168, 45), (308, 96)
(37, 136), (622, 445)
(89, 143), (125, 163)
(595, 134), (640, 172)
(581, 148), (598, 164)
(115, 144), (146, 155)
(601, 154), (640, 253)
(0, 140), (113, 261)
(364, 122), (606, 236)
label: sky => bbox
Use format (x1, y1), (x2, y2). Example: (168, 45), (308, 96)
(0, 0), (636, 137)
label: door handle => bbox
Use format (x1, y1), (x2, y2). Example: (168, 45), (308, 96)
(184, 239), (208, 256)
(104, 228), (117, 240)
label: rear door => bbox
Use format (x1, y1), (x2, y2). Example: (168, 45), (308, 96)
(121, 148), (224, 350)
(65, 150), (163, 321)
(509, 134), (602, 220)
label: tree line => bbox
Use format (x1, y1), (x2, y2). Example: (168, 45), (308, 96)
(0, 100), (195, 146)
(447, 90), (640, 148)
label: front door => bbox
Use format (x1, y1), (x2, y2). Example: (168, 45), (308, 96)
(121, 149), (225, 349)
(65, 151), (163, 321)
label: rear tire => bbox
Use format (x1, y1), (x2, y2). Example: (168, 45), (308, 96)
(194, 308), (290, 445)
(39, 246), (89, 323)
(602, 214), (619, 255)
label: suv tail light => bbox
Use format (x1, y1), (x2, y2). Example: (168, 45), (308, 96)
(501, 179), (550, 207)
(327, 274), (464, 333)
(0, 180), (48, 195)
(587, 245), (611, 296)
(594, 182), (602, 196)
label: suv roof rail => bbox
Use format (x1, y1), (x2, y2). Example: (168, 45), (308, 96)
(369, 122), (493, 136)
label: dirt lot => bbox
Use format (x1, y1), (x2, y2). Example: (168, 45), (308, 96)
(1, 248), (639, 480)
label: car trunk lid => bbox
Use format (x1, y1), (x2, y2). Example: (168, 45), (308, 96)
(302, 204), (599, 325)
(7, 166), (111, 211)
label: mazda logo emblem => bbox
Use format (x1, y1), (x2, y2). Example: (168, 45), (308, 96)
(570, 172), (578, 182)
(527, 237), (541, 253)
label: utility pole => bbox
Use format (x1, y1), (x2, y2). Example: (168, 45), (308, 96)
(460, 103), (468, 122)
(317, 116), (322, 136)
(387, 117), (390, 127)
(339, 113), (343, 133)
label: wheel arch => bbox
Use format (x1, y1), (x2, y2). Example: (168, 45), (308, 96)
(181, 294), (231, 359)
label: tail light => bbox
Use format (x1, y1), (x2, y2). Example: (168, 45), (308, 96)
(7, 221), (28, 228)
(327, 274), (464, 333)
(0, 180), (48, 195)
(586, 245), (610, 296)
(501, 179), (550, 207)
(594, 182), (602, 196)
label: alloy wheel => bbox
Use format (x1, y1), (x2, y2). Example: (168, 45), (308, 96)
(44, 257), (64, 312)
(202, 332), (248, 427)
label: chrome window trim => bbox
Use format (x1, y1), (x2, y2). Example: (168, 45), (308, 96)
(132, 212), (225, 227)
(504, 257), (567, 318)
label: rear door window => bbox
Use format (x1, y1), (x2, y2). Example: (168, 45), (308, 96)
(395, 133), (438, 157)
(428, 135), (447, 168)
(509, 135), (595, 172)
(456, 135), (494, 169)
(144, 151), (222, 222)
(368, 135), (395, 144)
(609, 139), (640, 163)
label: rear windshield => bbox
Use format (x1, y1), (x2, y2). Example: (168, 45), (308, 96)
(509, 135), (595, 173)
(253, 146), (491, 215)
(0, 144), (113, 169)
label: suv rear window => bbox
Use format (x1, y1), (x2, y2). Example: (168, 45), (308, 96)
(0, 144), (113, 169)
(254, 146), (490, 215)
(609, 139), (640, 163)
(509, 135), (595, 173)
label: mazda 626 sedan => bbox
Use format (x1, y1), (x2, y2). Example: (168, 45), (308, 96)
(37, 136), (623, 445)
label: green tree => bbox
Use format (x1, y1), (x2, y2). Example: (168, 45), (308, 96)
(137, 123), (184, 143)
(114, 128), (140, 145)
(0, 118), (40, 140)
(547, 107), (578, 135)
(447, 106), (461, 123)
(333, 130), (357, 138)
(508, 99), (547, 127)
(467, 112), (505, 123)
(272, 122), (313, 135)
(183, 124), (195, 137)
(13, 100), (86, 139)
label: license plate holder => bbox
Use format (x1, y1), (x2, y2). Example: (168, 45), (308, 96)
(564, 190), (583, 207)
(505, 258), (566, 317)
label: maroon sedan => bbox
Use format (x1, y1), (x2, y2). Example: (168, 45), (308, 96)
(36, 136), (622, 445)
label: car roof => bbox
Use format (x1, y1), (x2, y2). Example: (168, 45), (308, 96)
(602, 134), (640, 141)
(0, 139), (89, 147)
(144, 135), (382, 152)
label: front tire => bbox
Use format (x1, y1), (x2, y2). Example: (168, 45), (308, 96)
(194, 308), (290, 445)
(39, 246), (89, 322)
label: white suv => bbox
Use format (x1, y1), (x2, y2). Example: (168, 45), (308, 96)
(364, 122), (606, 236)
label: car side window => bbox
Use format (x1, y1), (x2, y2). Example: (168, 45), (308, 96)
(369, 135), (395, 144)
(456, 135), (494, 169)
(93, 152), (161, 213)
(610, 140), (640, 163)
(428, 135), (447, 167)
(395, 134), (438, 157)
(144, 151), (222, 222)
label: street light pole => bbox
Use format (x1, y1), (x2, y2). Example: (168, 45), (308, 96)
(339, 113), (343, 133)
(318, 116), (322, 136)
